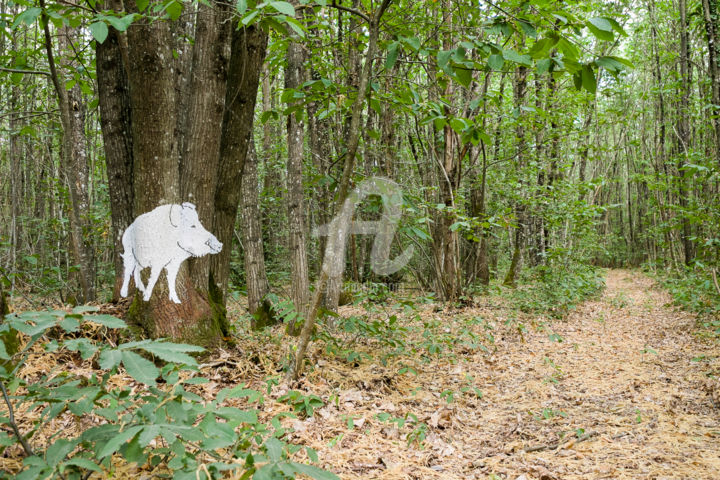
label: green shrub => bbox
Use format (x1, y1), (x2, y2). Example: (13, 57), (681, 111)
(508, 263), (605, 318)
(0, 307), (338, 480)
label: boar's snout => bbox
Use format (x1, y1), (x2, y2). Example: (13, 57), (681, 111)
(206, 236), (223, 254)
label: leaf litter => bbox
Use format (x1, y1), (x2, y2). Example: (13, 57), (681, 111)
(2, 269), (719, 479)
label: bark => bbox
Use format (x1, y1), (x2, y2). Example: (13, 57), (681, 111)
(240, 141), (272, 327)
(211, 25), (269, 299)
(40, 5), (96, 302)
(285, 21), (311, 328)
(96, 0), (134, 301)
(181, 0), (231, 290)
(702, 0), (720, 167)
(123, 1), (220, 344)
(677, 0), (694, 266)
(503, 65), (528, 287)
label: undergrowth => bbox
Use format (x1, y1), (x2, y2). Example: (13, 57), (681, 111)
(507, 263), (605, 318)
(0, 308), (338, 480)
(658, 267), (720, 338)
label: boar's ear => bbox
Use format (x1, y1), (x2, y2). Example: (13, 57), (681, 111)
(182, 202), (196, 210)
(169, 204), (182, 227)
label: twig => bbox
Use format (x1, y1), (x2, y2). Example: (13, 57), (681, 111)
(711, 268), (720, 296)
(0, 379), (34, 457)
(0, 67), (51, 76)
(524, 430), (597, 453)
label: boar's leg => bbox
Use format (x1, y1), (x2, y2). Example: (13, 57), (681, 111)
(120, 252), (135, 298)
(134, 265), (146, 293)
(143, 265), (164, 301)
(165, 259), (183, 304)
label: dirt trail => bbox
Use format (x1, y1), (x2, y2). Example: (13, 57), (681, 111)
(471, 268), (720, 479)
(304, 269), (720, 479)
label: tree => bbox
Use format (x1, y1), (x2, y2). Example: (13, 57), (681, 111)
(96, 0), (266, 345)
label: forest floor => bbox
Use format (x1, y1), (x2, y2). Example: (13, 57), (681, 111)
(275, 269), (720, 480)
(4, 269), (720, 479)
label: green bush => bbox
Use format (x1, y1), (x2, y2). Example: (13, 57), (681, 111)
(0, 308), (338, 480)
(660, 268), (720, 337)
(508, 263), (605, 318)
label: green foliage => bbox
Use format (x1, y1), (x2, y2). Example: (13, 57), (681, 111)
(660, 268), (720, 337)
(508, 263), (605, 318)
(277, 390), (324, 418)
(0, 308), (337, 480)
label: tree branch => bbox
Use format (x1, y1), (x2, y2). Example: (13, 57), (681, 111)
(330, 0), (371, 24)
(0, 380), (34, 457)
(0, 67), (50, 76)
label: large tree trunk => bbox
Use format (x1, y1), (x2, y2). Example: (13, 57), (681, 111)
(96, 0), (134, 301)
(211, 25), (268, 300)
(181, 1), (231, 290)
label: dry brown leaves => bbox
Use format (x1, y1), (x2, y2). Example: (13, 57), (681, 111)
(2, 270), (719, 480)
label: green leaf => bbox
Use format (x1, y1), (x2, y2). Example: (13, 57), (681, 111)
(61, 457), (101, 472)
(606, 17), (628, 36)
(13, 7), (42, 28)
(264, 437), (284, 462)
(138, 341), (203, 365)
(165, 1), (183, 21)
(589, 17), (612, 32)
(581, 64), (596, 94)
(502, 49), (531, 66)
(290, 462), (341, 480)
(99, 349), (122, 370)
(488, 54), (504, 70)
(97, 426), (143, 459)
(586, 19), (613, 41)
(536, 58), (551, 74)
(236, 0), (247, 14)
(121, 351), (159, 386)
(242, 10), (260, 25)
(89, 22), (109, 43)
(437, 50), (452, 71)
(270, 1), (295, 16)
(59, 316), (80, 333)
(46, 439), (78, 467)
(106, 14), (135, 32)
(517, 20), (536, 38)
(84, 314), (127, 329)
(385, 42), (399, 70)
(453, 67), (472, 87)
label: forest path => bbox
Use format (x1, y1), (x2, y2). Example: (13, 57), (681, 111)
(314, 269), (720, 479)
(463, 269), (720, 479)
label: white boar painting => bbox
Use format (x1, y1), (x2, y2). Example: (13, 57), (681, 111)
(120, 202), (223, 304)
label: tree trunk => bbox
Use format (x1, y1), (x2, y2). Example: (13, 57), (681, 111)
(677, 0), (694, 266)
(285, 23), (311, 330)
(96, 0), (134, 301)
(181, 1), (231, 290)
(503, 65), (528, 287)
(240, 140), (271, 325)
(211, 25), (268, 300)
(291, 0), (392, 379)
(702, 0), (720, 167)
(40, 6), (96, 303)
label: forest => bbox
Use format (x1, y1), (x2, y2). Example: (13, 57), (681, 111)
(1, 0), (720, 478)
